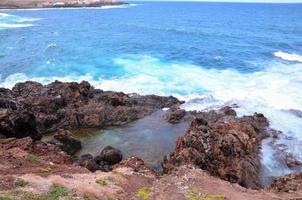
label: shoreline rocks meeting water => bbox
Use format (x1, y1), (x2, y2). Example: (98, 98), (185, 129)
(0, 0), (126, 9)
(1, 80), (302, 199)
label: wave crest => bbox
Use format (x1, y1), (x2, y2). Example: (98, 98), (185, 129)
(273, 51), (302, 63)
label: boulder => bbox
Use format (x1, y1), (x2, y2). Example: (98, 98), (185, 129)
(50, 129), (81, 155)
(96, 146), (123, 165)
(162, 107), (269, 189)
(0, 111), (41, 140)
(77, 154), (99, 172)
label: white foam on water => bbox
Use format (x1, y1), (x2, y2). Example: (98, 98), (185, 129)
(0, 23), (34, 28)
(0, 13), (14, 18)
(274, 51), (302, 63)
(0, 12), (40, 29)
(1, 54), (302, 177)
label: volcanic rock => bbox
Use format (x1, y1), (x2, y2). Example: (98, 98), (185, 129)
(50, 129), (82, 155)
(0, 81), (182, 136)
(165, 108), (186, 124)
(162, 107), (269, 189)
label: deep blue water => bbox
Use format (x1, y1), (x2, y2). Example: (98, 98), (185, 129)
(1, 2), (302, 177)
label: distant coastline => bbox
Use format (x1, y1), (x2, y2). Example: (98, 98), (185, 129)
(0, 0), (127, 9)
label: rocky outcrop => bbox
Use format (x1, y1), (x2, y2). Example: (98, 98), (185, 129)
(162, 107), (269, 189)
(49, 129), (82, 155)
(270, 173), (302, 194)
(164, 108), (187, 124)
(114, 156), (155, 175)
(0, 0), (126, 9)
(0, 81), (181, 138)
(0, 137), (87, 176)
(0, 110), (41, 140)
(78, 146), (123, 172)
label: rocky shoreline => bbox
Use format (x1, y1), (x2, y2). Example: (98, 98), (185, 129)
(1, 81), (302, 199)
(0, 0), (126, 9)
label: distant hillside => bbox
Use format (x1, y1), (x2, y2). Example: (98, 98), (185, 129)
(0, 0), (126, 9)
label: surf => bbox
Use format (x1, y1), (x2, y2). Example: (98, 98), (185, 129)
(273, 51), (302, 63)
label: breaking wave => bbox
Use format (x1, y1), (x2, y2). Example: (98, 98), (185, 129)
(0, 12), (40, 29)
(274, 51), (302, 63)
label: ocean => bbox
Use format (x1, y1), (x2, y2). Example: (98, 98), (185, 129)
(0, 2), (302, 177)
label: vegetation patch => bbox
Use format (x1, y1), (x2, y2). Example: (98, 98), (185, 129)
(187, 189), (225, 200)
(26, 154), (40, 163)
(14, 178), (29, 187)
(37, 166), (53, 173)
(136, 187), (151, 200)
(95, 179), (107, 186)
(0, 197), (12, 200)
(104, 176), (115, 183)
(39, 184), (69, 200)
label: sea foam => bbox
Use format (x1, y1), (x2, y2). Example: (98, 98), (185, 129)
(0, 54), (302, 177)
(273, 51), (302, 63)
(0, 23), (34, 29)
(0, 12), (40, 29)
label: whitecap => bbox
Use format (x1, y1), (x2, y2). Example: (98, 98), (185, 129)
(273, 51), (302, 63)
(47, 43), (57, 49)
(0, 13), (14, 18)
(0, 23), (34, 29)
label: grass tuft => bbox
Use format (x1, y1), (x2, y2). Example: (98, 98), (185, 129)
(14, 178), (29, 187)
(37, 166), (53, 173)
(0, 197), (12, 200)
(39, 184), (69, 200)
(95, 179), (107, 186)
(26, 154), (40, 163)
(136, 187), (151, 200)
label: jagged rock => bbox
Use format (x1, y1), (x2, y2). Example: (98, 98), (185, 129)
(0, 110), (41, 140)
(1, 81), (182, 135)
(114, 156), (155, 175)
(162, 107), (269, 189)
(50, 129), (82, 155)
(165, 109), (186, 124)
(284, 153), (302, 169)
(270, 173), (302, 193)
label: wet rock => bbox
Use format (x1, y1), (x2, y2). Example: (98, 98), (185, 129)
(77, 146), (123, 172)
(50, 129), (82, 155)
(221, 106), (237, 116)
(77, 154), (99, 172)
(2, 81), (182, 134)
(97, 146), (123, 165)
(165, 109), (186, 124)
(162, 107), (270, 189)
(284, 153), (302, 169)
(288, 109), (302, 118)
